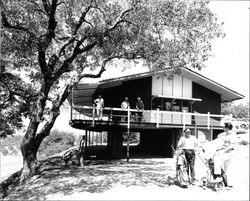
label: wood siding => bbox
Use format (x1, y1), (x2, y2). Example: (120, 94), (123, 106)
(192, 82), (221, 114)
(152, 74), (192, 98)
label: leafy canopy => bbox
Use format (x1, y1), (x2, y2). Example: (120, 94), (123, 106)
(221, 102), (249, 119)
(1, 0), (224, 138)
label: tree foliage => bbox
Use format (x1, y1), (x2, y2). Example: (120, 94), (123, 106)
(0, 68), (35, 137)
(37, 129), (76, 159)
(221, 102), (249, 119)
(1, 0), (224, 135)
(0, 0), (224, 179)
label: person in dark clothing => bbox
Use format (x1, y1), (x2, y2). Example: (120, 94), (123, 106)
(135, 97), (144, 122)
(76, 135), (86, 167)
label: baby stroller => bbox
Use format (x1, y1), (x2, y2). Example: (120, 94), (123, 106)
(167, 146), (190, 188)
(198, 152), (227, 191)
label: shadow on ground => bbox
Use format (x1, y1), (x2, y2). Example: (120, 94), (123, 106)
(5, 157), (175, 200)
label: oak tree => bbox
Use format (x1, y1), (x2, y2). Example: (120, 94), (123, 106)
(0, 0), (224, 181)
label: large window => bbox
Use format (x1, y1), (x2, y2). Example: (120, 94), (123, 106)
(152, 96), (191, 112)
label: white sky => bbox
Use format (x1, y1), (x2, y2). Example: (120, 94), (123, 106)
(100, 1), (250, 105)
(204, 1), (249, 104)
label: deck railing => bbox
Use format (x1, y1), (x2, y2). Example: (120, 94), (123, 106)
(71, 105), (232, 129)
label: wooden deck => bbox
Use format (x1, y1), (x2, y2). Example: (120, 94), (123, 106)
(69, 105), (231, 132)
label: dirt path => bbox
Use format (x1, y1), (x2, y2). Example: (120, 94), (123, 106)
(4, 145), (249, 201)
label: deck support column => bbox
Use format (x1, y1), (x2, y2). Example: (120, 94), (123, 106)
(85, 130), (88, 157)
(210, 126), (213, 141)
(194, 123), (197, 138)
(127, 107), (130, 162)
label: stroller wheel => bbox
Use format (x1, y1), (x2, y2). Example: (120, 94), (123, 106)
(215, 181), (225, 192)
(200, 177), (208, 187)
(167, 176), (174, 186)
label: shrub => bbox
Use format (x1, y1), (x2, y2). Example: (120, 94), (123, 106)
(0, 135), (22, 155)
(38, 129), (76, 159)
(239, 139), (249, 146)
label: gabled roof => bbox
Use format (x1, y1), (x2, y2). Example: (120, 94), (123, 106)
(99, 67), (244, 102)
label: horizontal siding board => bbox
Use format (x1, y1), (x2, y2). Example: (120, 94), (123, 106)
(74, 90), (96, 96)
(71, 83), (98, 108)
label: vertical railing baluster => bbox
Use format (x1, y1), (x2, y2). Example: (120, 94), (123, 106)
(207, 112), (210, 129)
(156, 108), (160, 128)
(92, 104), (95, 126)
(183, 110), (186, 130)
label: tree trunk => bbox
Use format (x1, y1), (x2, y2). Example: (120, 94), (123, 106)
(20, 120), (40, 183)
(19, 85), (69, 183)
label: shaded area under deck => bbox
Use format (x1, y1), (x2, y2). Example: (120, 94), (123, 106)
(72, 119), (223, 160)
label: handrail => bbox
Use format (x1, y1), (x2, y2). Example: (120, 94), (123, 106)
(71, 105), (232, 130)
(72, 104), (227, 118)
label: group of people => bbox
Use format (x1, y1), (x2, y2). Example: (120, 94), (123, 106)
(176, 122), (236, 188)
(121, 96), (144, 122)
(67, 114), (236, 190)
(93, 95), (236, 188)
(94, 95), (144, 121)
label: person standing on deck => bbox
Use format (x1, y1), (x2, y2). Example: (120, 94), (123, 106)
(121, 97), (130, 121)
(94, 95), (104, 120)
(135, 97), (144, 122)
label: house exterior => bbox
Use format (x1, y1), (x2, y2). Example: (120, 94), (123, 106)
(69, 67), (244, 159)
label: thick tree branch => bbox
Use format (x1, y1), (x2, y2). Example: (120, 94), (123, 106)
(41, 0), (51, 15)
(109, 6), (135, 31)
(35, 84), (72, 143)
(47, 0), (58, 38)
(52, 40), (98, 81)
(38, 0), (58, 78)
(36, 56), (116, 139)
(73, 4), (92, 35)
(1, 11), (36, 38)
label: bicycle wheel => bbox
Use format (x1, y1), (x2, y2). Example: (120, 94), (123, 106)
(200, 177), (208, 187)
(215, 181), (225, 192)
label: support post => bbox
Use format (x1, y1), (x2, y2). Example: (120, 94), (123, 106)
(207, 112), (210, 130)
(85, 130), (88, 158)
(229, 114), (233, 122)
(156, 108), (160, 128)
(110, 108), (113, 121)
(92, 104), (95, 126)
(194, 123), (197, 138)
(210, 126), (213, 141)
(182, 110), (186, 131)
(127, 107), (130, 162)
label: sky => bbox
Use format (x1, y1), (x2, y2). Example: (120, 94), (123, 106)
(204, 1), (249, 105)
(100, 0), (250, 105)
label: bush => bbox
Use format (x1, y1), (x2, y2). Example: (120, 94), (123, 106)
(38, 130), (76, 159)
(0, 135), (22, 155)
(239, 139), (249, 146)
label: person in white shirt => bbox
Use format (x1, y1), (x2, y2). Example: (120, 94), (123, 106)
(213, 122), (236, 187)
(121, 97), (130, 109)
(94, 95), (104, 120)
(177, 128), (204, 184)
(121, 97), (130, 121)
